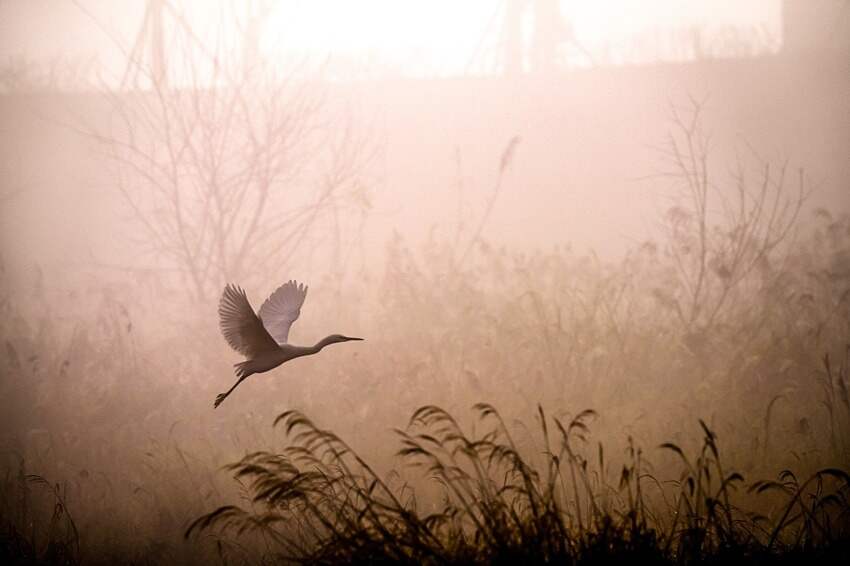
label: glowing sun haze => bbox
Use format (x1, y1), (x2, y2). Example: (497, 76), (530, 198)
(261, 0), (781, 74)
(0, 1), (782, 81)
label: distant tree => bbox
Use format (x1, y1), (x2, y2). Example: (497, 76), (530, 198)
(86, 1), (375, 302)
(653, 98), (808, 343)
(0, 54), (94, 94)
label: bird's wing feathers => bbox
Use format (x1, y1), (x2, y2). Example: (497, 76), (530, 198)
(219, 284), (279, 358)
(258, 280), (308, 344)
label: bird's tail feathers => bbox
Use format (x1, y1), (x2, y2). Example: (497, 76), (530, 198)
(234, 360), (253, 379)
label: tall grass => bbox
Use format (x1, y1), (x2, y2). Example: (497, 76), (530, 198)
(2, 208), (849, 562)
(186, 403), (850, 564)
(0, 460), (80, 566)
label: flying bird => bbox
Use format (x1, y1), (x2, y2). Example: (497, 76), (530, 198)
(214, 280), (363, 408)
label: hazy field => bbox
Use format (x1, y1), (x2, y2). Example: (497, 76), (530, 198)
(1, 5), (849, 561)
(1, 158), (848, 562)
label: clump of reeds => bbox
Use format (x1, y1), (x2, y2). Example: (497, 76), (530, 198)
(187, 404), (850, 564)
(819, 349), (850, 465)
(0, 457), (80, 566)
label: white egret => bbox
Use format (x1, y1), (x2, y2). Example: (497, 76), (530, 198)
(214, 280), (362, 408)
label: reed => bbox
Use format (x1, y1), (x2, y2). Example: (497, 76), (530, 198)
(187, 403), (850, 564)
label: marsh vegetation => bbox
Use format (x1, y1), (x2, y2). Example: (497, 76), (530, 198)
(1, 112), (848, 561)
(1, 7), (848, 560)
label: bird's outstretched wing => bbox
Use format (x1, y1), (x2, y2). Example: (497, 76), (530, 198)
(258, 280), (308, 344)
(219, 284), (279, 358)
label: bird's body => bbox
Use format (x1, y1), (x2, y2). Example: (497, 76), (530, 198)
(233, 340), (341, 378)
(214, 281), (362, 408)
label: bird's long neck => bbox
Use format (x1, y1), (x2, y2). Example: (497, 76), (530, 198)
(311, 335), (339, 352)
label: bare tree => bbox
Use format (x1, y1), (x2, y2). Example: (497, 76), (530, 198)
(87, 1), (374, 302)
(653, 98), (808, 344)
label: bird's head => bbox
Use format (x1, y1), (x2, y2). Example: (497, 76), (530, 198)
(318, 334), (364, 349)
(331, 334), (364, 343)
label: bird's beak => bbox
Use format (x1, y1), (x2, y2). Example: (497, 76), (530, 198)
(343, 336), (364, 341)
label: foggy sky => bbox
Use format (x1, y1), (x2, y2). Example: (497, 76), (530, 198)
(0, 0), (782, 81)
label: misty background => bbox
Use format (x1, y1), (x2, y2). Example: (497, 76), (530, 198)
(0, 1), (849, 563)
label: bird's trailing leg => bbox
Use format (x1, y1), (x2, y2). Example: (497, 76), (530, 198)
(214, 362), (253, 408)
(214, 376), (247, 408)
